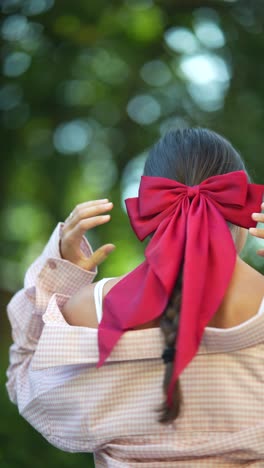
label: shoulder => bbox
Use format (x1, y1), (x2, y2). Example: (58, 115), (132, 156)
(61, 276), (124, 328)
(61, 282), (97, 327)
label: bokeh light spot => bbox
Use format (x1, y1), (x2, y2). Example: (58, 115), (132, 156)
(194, 20), (225, 48)
(187, 82), (229, 111)
(121, 152), (148, 210)
(3, 203), (52, 242)
(22, 0), (54, 16)
(180, 53), (230, 85)
(164, 27), (198, 54)
(3, 51), (31, 77)
(127, 94), (161, 125)
(1, 14), (29, 41)
(140, 60), (172, 87)
(124, 5), (163, 42)
(53, 120), (92, 155)
(91, 49), (130, 85)
(82, 156), (118, 194)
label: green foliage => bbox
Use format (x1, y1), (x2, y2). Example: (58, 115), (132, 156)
(1, 0), (264, 466)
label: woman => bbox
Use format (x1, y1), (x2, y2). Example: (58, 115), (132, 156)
(6, 128), (264, 466)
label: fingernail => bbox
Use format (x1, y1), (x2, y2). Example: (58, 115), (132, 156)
(249, 227), (257, 235)
(252, 213), (259, 220)
(261, 202), (264, 210)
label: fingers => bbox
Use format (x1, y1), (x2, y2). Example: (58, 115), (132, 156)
(69, 215), (112, 242)
(60, 198), (114, 265)
(64, 200), (113, 240)
(65, 199), (108, 222)
(251, 212), (264, 223)
(65, 199), (109, 221)
(249, 227), (264, 239)
(79, 244), (116, 270)
(65, 201), (113, 229)
(250, 204), (264, 239)
(250, 203), (264, 255)
(257, 250), (264, 257)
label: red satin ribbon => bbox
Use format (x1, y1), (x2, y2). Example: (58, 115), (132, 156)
(97, 171), (264, 405)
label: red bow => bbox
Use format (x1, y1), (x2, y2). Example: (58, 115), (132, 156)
(98, 171), (263, 405)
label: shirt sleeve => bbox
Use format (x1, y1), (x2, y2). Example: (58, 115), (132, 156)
(6, 223), (162, 454)
(6, 222), (97, 406)
(6, 292), (104, 453)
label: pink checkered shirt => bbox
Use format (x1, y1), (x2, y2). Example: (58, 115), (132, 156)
(6, 224), (264, 467)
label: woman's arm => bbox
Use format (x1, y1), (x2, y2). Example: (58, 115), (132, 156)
(6, 224), (96, 404)
(61, 277), (121, 328)
(6, 199), (115, 403)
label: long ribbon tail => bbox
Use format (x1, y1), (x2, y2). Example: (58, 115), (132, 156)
(167, 198), (236, 405)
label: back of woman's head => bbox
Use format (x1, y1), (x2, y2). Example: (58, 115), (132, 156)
(143, 128), (248, 424)
(144, 127), (247, 184)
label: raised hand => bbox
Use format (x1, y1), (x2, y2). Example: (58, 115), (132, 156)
(60, 199), (115, 270)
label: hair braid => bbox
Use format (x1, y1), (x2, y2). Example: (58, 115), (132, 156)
(158, 263), (184, 424)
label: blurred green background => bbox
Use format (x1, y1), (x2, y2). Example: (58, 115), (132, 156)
(1, 0), (264, 466)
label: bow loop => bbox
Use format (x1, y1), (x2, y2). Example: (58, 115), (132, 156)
(199, 170), (248, 208)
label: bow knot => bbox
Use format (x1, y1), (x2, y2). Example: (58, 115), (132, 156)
(187, 185), (199, 199)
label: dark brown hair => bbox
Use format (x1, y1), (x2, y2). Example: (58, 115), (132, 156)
(143, 128), (248, 424)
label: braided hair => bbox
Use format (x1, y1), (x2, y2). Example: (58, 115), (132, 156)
(158, 264), (183, 423)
